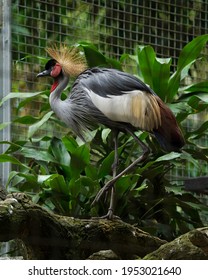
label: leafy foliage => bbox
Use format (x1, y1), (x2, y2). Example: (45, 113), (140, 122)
(1, 36), (208, 240)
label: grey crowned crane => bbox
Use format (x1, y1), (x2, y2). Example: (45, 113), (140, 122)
(37, 45), (185, 219)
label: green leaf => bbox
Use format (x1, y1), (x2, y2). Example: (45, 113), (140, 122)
(0, 91), (43, 107)
(0, 140), (27, 154)
(137, 45), (156, 88)
(44, 174), (69, 195)
(115, 174), (140, 196)
(184, 148), (208, 161)
(137, 45), (172, 101)
(180, 151), (200, 170)
(17, 54), (48, 64)
(152, 57), (172, 101)
(168, 34), (208, 102)
(13, 172), (37, 183)
(183, 201), (208, 212)
(38, 175), (54, 184)
(30, 136), (52, 143)
(186, 121), (208, 140)
(177, 35), (208, 70)
(13, 115), (39, 125)
(78, 42), (108, 68)
(62, 135), (78, 153)
(187, 95), (208, 112)
(70, 144), (90, 178)
(79, 41), (122, 69)
(50, 137), (71, 178)
(105, 57), (122, 70)
(85, 164), (98, 181)
(16, 90), (49, 112)
(6, 171), (20, 188)
(181, 81), (208, 94)
(101, 128), (111, 144)
(0, 154), (28, 168)
(81, 129), (97, 143)
(155, 152), (181, 162)
(0, 122), (10, 131)
(28, 111), (54, 138)
(76, 176), (98, 195)
(180, 60), (197, 81)
(20, 147), (58, 163)
(98, 150), (114, 178)
(50, 137), (71, 166)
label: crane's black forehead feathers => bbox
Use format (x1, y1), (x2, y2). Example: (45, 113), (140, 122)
(76, 68), (155, 97)
(45, 59), (57, 70)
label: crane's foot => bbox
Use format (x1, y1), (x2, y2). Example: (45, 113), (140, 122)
(92, 208), (121, 220)
(91, 179), (115, 206)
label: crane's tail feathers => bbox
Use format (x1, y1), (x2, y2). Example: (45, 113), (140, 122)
(153, 129), (185, 152)
(153, 97), (185, 152)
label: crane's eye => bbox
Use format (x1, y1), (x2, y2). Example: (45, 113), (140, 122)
(50, 63), (62, 78)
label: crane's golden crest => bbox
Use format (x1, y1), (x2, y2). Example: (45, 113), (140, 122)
(45, 44), (87, 77)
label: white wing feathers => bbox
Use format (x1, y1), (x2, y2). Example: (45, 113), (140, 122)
(87, 89), (161, 131)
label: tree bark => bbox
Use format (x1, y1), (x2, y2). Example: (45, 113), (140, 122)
(0, 193), (165, 259)
(144, 227), (208, 260)
(0, 192), (208, 260)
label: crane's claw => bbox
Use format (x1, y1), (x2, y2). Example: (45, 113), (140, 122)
(91, 207), (121, 220)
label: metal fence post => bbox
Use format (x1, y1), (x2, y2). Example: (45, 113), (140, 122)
(0, 0), (11, 187)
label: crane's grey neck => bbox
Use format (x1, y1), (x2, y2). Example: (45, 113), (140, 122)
(49, 74), (69, 99)
(49, 74), (69, 113)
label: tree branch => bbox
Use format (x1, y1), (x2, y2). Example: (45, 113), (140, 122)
(0, 193), (166, 259)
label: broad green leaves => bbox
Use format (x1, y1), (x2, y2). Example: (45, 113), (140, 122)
(168, 34), (208, 101)
(78, 41), (122, 70)
(2, 135), (99, 215)
(0, 91), (45, 107)
(136, 34), (208, 103)
(137, 45), (172, 101)
(28, 111), (54, 138)
(0, 154), (28, 167)
(137, 45), (156, 88)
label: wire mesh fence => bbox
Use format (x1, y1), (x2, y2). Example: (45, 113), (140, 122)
(1, 0), (208, 182)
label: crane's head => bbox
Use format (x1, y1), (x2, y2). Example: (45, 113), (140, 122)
(37, 44), (87, 80)
(37, 59), (62, 79)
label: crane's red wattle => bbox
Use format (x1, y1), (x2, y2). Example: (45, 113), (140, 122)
(50, 80), (59, 92)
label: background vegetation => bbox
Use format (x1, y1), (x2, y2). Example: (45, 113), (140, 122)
(0, 2), (208, 250)
(1, 36), (208, 241)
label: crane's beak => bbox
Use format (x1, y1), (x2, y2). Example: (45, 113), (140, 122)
(37, 69), (51, 78)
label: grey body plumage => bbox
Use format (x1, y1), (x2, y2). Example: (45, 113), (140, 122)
(50, 67), (146, 140)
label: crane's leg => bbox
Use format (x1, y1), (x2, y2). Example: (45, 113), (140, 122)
(100, 131), (119, 219)
(92, 129), (150, 208)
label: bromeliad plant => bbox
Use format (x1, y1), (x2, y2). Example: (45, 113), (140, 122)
(0, 35), (208, 239)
